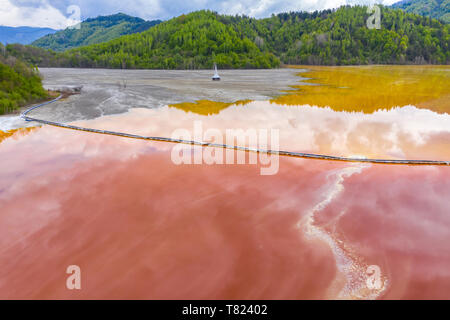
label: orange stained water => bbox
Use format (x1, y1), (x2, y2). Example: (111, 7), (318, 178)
(0, 66), (449, 300)
(0, 122), (449, 299)
(0, 127), (37, 144)
(171, 99), (252, 116)
(275, 65), (450, 114)
(169, 66), (450, 116)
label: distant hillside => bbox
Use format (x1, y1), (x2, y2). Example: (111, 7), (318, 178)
(392, 0), (450, 23)
(23, 10), (280, 69)
(0, 26), (58, 45)
(0, 43), (48, 115)
(7, 6), (450, 68)
(32, 13), (161, 51)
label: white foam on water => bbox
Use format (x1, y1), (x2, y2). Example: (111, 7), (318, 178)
(0, 115), (34, 131)
(297, 164), (388, 300)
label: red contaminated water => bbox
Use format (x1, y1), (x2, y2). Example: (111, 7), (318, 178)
(0, 104), (449, 299)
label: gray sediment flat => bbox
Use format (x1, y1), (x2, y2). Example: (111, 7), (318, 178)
(1, 68), (306, 130)
(41, 68), (306, 122)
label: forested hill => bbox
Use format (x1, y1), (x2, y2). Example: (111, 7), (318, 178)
(32, 13), (161, 51)
(11, 11), (280, 69)
(229, 5), (449, 65)
(392, 0), (450, 24)
(7, 6), (450, 69)
(0, 43), (48, 115)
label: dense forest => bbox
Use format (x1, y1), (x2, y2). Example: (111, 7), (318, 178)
(5, 6), (450, 69)
(221, 5), (449, 65)
(32, 13), (162, 51)
(393, 0), (450, 24)
(0, 43), (49, 115)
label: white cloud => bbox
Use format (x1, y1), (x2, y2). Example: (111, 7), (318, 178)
(0, 0), (80, 29)
(1, 0), (402, 28)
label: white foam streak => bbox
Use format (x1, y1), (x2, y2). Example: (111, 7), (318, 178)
(298, 164), (388, 299)
(0, 116), (36, 131)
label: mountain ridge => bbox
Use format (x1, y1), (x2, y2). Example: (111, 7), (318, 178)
(5, 6), (450, 69)
(32, 13), (161, 51)
(0, 26), (58, 45)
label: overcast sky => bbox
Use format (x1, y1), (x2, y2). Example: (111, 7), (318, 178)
(0, 0), (400, 29)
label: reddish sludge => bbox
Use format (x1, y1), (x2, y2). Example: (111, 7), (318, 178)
(0, 105), (449, 299)
(0, 126), (339, 299)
